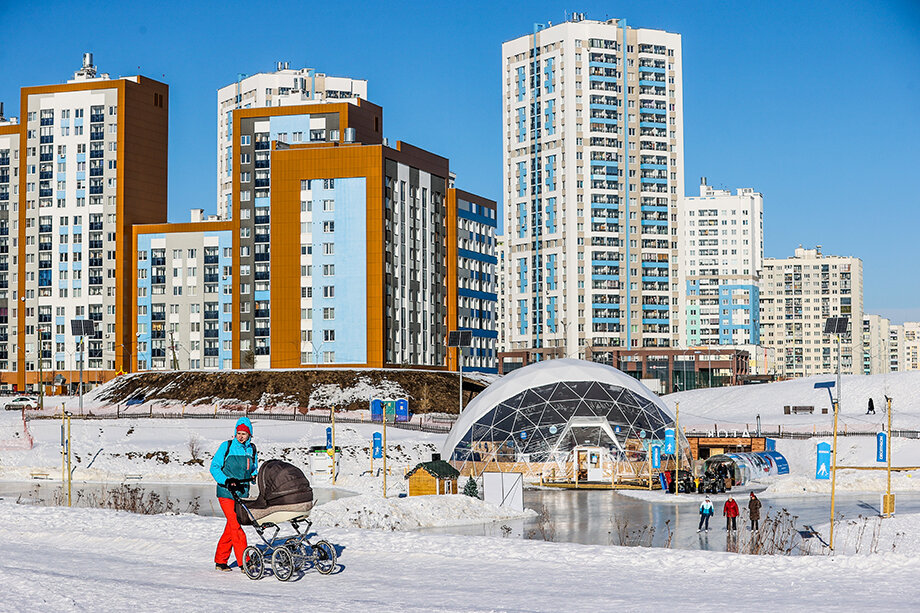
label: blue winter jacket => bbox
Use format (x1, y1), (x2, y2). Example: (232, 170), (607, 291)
(699, 500), (714, 516)
(209, 416), (258, 499)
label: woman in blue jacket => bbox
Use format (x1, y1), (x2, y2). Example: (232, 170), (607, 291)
(698, 496), (714, 532)
(209, 417), (258, 571)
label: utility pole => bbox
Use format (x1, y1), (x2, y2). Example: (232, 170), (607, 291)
(37, 326), (44, 411)
(169, 329), (179, 370)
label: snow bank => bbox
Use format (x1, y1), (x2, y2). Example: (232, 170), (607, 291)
(665, 370), (920, 432)
(2, 500), (920, 610)
(311, 493), (536, 531)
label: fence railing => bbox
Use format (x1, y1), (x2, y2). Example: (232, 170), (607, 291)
(685, 428), (920, 440)
(26, 407), (455, 434)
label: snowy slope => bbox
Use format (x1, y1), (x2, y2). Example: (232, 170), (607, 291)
(1, 500), (919, 612)
(664, 371), (920, 432)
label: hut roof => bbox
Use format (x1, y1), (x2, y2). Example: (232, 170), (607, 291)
(405, 459), (460, 480)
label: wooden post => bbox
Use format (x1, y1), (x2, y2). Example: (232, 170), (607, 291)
(830, 398), (840, 550)
(674, 402), (680, 497)
(331, 406), (337, 485)
(886, 396), (893, 517)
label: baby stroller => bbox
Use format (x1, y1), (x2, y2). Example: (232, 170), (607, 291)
(231, 459), (337, 581)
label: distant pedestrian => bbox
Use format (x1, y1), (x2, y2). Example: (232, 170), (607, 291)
(723, 494), (739, 531)
(698, 496), (714, 532)
(749, 492), (762, 530)
(867, 398), (875, 415)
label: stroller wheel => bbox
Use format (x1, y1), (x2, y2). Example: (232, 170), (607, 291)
(242, 546), (264, 580)
(312, 540), (337, 575)
(272, 547), (295, 582)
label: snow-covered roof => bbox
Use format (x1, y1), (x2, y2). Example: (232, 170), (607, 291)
(442, 358), (670, 455)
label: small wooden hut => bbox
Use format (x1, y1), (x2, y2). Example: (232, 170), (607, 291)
(405, 458), (460, 496)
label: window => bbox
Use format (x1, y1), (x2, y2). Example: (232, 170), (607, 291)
(323, 264), (335, 276)
(323, 285), (334, 298)
(323, 221), (334, 233)
(322, 243), (334, 256)
(323, 329), (335, 342)
(323, 307), (335, 320)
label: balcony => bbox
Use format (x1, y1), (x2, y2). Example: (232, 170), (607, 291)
(204, 348), (219, 357)
(39, 224), (53, 233)
(88, 349), (103, 358)
(88, 313), (102, 321)
(40, 153), (53, 162)
(254, 160), (270, 169)
(90, 149), (104, 159)
(88, 240), (103, 249)
(151, 330), (166, 339)
(254, 346), (270, 355)
(88, 258), (103, 267)
(38, 242), (52, 252)
(38, 260), (52, 269)
(39, 189), (53, 197)
(204, 274), (219, 283)
(203, 310), (219, 320)
(88, 165), (105, 177)
(0, 157), (9, 165)
(151, 348), (166, 358)
(151, 275), (166, 285)
(39, 171), (53, 180)
(204, 255), (219, 264)
(254, 215), (270, 225)
(89, 186), (103, 195)
(254, 271), (270, 281)
(151, 312), (166, 322)
(254, 234), (270, 243)
(254, 141), (270, 150)
(254, 179), (270, 188)
(204, 329), (219, 338)
(254, 328), (271, 337)
(254, 252), (270, 262)
(40, 135), (53, 144)
(90, 114), (105, 123)
(254, 309), (270, 318)
(0, 263), (7, 271)
(88, 276), (103, 286)
(89, 131), (104, 141)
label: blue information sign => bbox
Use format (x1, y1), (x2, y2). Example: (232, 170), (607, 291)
(396, 398), (409, 422)
(664, 428), (675, 454)
(816, 441), (831, 480)
(520, 431), (528, 440)
(652, 445), (661, 469)
(877, 432), (887, 463)
(372, 432), (383, 459)
(326, 426), (332, 449)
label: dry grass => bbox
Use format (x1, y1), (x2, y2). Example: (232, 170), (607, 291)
(16, 484), (200, 515)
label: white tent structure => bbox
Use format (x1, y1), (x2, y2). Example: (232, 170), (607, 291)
(442, 359), (691, 487)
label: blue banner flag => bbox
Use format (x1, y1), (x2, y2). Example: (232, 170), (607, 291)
(372, 432), (383, 459)
(816, 442), (831, 480)
(326, 427), (332, 449)
(652, 445), (661, 469)
(664, 428), (675, 454)
(877, 432), (887, 463)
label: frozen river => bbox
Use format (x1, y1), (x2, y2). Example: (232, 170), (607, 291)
(3, 479), (916, 553)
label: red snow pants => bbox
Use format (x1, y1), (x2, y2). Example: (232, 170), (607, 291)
(215, 497), (247, 566)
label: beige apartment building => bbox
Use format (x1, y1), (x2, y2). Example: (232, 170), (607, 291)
(759, 246), (863, 378)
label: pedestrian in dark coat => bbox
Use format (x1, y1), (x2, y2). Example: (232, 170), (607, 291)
(867, 398), (876, 415)
(749, 492), (762, 530)
(723, 494), (739, 531)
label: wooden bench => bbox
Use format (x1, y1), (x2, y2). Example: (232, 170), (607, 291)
(30, 471), (50, 480)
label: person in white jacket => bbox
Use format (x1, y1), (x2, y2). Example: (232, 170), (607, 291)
(698, 496), (714, 532)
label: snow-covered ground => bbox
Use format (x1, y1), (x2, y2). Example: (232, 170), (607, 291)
(665, 370), (920, 432)
(2, 499), (919, 611)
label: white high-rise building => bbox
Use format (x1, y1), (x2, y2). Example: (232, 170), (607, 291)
(861, 314), (890, 375)
(500, 15), (683, 365)
(678, 178), (764, 347)
(890, 322), (920, 371)
(216, 63), (367, 219)
(759, 246), (863, 378)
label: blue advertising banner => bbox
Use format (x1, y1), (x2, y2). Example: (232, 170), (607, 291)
(372, 432), (382, 459)
(816, 442), (831, 480)
(652, 445), (661, 469)
(877, 432), (887, 463)
(396, 399), (409, 422)
(664, 428), (675, 454)
(370, 399), (383, 422)
(326, 426), (332, 449)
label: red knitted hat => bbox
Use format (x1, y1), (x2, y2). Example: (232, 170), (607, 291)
(236, 423), (251, 436)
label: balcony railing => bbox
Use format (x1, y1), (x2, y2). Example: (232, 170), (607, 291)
(90, 114), (105, 123)
(204, 329), (219, 338)
(204, 255), (219, 264)
(89, 167), (103, 177)
(203, 310), (219, 320)
(90, 150), (104, 159)
(254, 252), (270, 262)
(254, 309), (270, 318)
(254, 328), (271, 337)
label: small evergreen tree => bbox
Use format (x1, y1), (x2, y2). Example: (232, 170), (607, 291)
(463, 476), (479, 498)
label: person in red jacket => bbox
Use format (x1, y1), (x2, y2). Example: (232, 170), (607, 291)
(723, 494), (739, 531)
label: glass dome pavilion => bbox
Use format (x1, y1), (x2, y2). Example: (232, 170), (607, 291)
(442, 358), (691, 486)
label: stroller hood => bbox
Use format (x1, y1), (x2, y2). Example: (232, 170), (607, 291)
(235, 459), (313, 525)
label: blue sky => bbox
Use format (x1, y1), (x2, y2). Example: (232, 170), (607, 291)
(1, 0), (918, 321)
